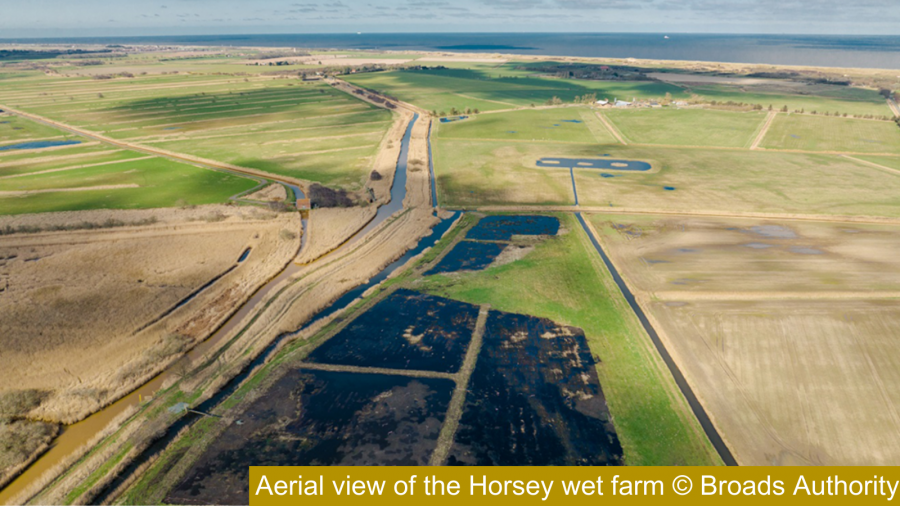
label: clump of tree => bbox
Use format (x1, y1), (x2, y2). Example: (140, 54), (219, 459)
(370, 170), (383, 181)
(308, 183), (356, 208)
(575, 93), (597, 104)
(545, 96), (563, 106)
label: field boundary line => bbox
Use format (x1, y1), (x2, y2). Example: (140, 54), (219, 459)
(473, 204), (900, 226)
(294, 362), (455, 380)
(750, 110), (777, 150)
(0, 155), (155, 180)
(0, 103), (310, 191)
(595, 111), (628, 144)
(843, 155), (900, 177)
(135, 119), (391, 144)
(429, 304), (491, 466)
(0, 150), (124, 169)
(0, 183), (139, 196)
(452, 92), (518, 107)
(887, 99), (900, 117)
(652, 291), (900, 301)
(0, 135), (66, 147)
(576, 213), (737, 465)
(124, 110), (374, 141)
(440, 136), (593, 145)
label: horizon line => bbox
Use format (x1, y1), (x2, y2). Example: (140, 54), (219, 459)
(3, 31), (900, 42)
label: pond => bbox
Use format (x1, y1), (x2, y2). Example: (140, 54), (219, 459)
(0, 140), (81, 151)
(536, 157), (651, 171)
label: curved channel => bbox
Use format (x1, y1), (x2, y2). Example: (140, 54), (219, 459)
(0, 112), (441, 504)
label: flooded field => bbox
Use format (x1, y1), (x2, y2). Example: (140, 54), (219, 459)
(425, 240), (506, 275)
(159, 283), (622, 502)
(427, 215), (560, 275)
(448, 310), (623, 466)
(466, 215), (560, 241)
(164, 370), (454, 504)
(306, 289), (479, 373)
(589, 213), (900, 294)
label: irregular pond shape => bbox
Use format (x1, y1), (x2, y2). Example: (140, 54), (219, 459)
(466, 215), (560, 241)
(164, 370), (454, 505)
(426, 240), (506, 276)
(747, 225), (798, 239)
(663, 186), (676, 191)
(448, 310), (622, 466)
(306, 289), (479, 373)
(439, 115), (468, 123)
(536, 157), (651, 171)
(790, 246), (824, 255)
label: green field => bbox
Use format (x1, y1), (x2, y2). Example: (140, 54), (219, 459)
(0, 155), (256, 215)
(437, 107), (617, 144)
(854, 156), (900, 172)
(0, 77), (395, 188)
(687, 83), (892, 117)
(0, 116), (257, 215)
(0, 114), (74, 144)
(345, 67), (688, 113)
(432, 139), (577, 206)
(761, 114), (900, 154)
(417, 213), (721, 465)
(604, 108), (768, 147)
(433, 138), (900, 217)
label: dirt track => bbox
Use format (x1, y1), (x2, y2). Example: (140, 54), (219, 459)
(3, 77), (442, 506)
(595, 111), (628, 144)
(750, 110), (777, 149)
(475, 204), (900, 226)
(0, 104), (306, 193)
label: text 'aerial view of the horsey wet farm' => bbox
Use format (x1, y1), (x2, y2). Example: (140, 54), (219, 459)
(3, 3), (900, 503)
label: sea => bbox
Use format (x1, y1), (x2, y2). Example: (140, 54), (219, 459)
(3, 33), (900, 69)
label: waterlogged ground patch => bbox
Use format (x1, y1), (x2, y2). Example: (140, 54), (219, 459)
(466, 215), (560, 241)
(0, 140), (82, 152)
(425, 240), (507, 275)
(448, 310), (623, 466)
(164, 370), (454, 505)
(306, 289), (479, 373)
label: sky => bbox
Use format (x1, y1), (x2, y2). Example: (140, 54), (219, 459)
(1, 0), (899, 38)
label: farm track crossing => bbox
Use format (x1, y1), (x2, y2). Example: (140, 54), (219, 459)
(0, 103), (308, 194)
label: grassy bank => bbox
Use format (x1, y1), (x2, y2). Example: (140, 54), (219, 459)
(415, 213), (722, 465)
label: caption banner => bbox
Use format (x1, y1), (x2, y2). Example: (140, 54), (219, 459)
(250, 467), (900, 505)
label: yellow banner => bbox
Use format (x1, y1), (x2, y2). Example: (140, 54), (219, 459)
(250, 467), (900, 505)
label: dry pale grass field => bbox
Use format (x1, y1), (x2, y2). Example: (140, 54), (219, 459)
(586, 212), (900, 465)
(649, 299), (900, 465)
(0, 205), (302, 424)
(295, 205), (376, 264)
(589, 214), (900, 296)
(0, 388), (59, 488)
(242, 183), (286, 202)
(367, 113), (409, 202)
